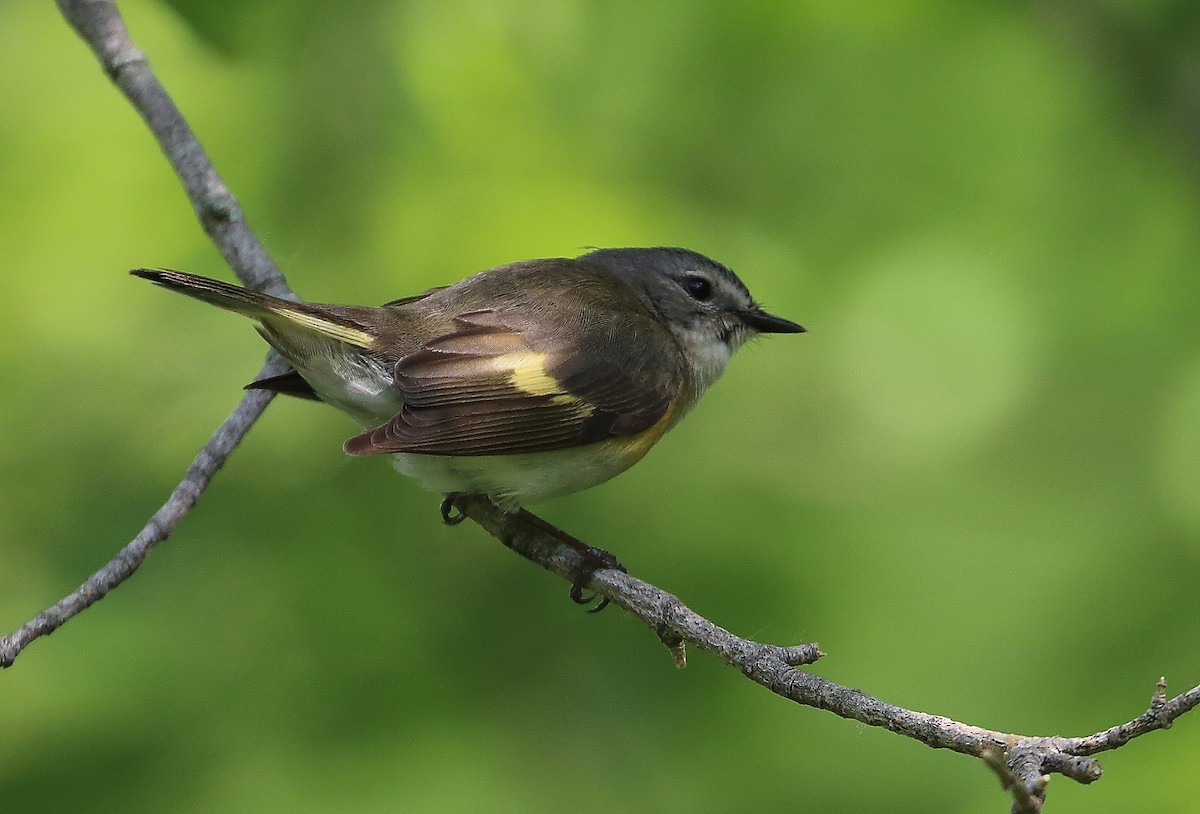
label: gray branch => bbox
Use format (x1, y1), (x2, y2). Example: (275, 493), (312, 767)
(454, 495), (1200, 813)
(3, 2), (1196, 811)
(1, 0), (294, 669)
(0, 379), (281, 667)
(55, 0), (289, 298)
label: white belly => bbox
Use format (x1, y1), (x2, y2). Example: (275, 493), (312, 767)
(296, 352), (402, 428)
(392, 442), (644, 509)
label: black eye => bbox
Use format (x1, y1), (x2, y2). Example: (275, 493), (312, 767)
(683, 275), (712, 301)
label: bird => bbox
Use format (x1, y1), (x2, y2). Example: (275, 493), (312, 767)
(133, 247), (803, 607)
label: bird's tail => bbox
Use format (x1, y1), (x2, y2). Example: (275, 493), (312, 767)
(130, 269), (376, 349)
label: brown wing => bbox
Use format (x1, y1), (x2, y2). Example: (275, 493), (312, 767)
(380, 286), (448, 307)
(343, 310), (682, 457)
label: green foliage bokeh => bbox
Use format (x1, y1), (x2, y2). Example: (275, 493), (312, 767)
(3, 1), (1199, 812)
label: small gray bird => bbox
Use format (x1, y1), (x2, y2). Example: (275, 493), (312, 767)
(134, 247), (803, 604)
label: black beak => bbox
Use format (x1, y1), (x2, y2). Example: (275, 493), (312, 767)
(738, 308), (806, 334)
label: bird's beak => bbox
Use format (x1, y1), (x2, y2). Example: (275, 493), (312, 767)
(738, 308), (806, 334)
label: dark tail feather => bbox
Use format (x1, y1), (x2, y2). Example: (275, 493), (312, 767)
(132, 268), (376, 348)
(245, 370), (322, 402)
(131, 268), (278, 316)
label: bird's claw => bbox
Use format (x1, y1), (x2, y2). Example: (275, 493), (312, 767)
(445, 500), (627, 614)
(440, 494), (467, 525)
(569, 546), (626, 614)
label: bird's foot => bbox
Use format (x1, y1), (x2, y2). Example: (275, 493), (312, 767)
(440, 493), (467, 525)
(515, 507), (626, 613)
(438, 496), (627, 612)
(568, 545), (626, 614)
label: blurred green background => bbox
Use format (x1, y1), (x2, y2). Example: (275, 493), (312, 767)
(3, 1), (1200, 812)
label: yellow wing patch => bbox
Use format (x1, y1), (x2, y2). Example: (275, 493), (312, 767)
(500, 352), (565, 397)
(501, 351), (595, 413)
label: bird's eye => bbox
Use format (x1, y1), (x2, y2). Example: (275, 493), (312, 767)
(683, 275), (712, 301)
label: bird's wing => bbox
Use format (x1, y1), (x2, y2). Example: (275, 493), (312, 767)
(343, 309), (682, 456)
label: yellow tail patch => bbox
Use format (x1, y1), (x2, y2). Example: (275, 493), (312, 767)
(269, 306), (375, 348)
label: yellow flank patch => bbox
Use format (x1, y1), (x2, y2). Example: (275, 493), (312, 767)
(500, 352), (564, 397)
(610, 391), (683, 458)
(270, 306), (375, 348)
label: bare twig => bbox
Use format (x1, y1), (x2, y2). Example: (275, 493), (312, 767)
(1067, 677), (1200, 755)
(55, 0), (288, 297)
(451, 494), (1199, 808)
(0, 376), (283, 667)
(1, 0), (295, 668)
(982, 745), (1046, 814)
(5, 2), (1196, 811)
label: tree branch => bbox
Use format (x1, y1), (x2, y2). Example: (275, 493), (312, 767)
(5, 2), (1196, 811)
(454, 494), (1200, 811)
(0, 377), (282, 667)
(1, 0), (294, 667)
(55, 0), (289, 298)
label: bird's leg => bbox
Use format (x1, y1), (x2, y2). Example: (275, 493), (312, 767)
(437, 494), (625, 612)
(514, 507), (626, 613)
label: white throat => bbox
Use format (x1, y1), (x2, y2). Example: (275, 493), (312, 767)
(673, 324), (736, 397)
